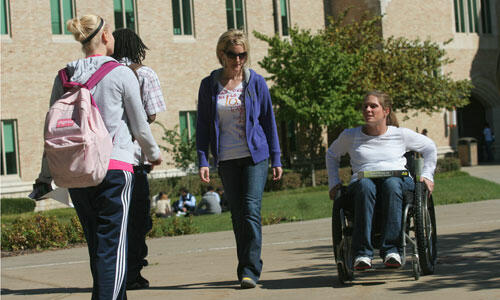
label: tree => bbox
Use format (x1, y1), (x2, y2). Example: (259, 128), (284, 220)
(254, 28), (362, 171)
(155, 122), (197, 172)
(255, 10), (472, 168)
(324, 11), (472, 116)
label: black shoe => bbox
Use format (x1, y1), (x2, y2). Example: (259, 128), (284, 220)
(127, 274), (150, 290)
(28, 182), (53, 200)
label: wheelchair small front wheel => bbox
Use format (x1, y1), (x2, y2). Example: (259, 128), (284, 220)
(414, 182), (438, 275)
(337, 262), (350, 284)
(412, 258), (420, 280)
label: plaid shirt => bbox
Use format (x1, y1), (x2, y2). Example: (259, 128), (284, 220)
(119, 58), (166, 115)
(119, 58), (166, 165)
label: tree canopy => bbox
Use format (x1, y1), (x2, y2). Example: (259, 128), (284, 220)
(255, 11), (472, 167)
(324, 12), (472, 116)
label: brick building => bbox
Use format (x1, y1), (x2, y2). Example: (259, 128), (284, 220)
(1, 0), (499, 198)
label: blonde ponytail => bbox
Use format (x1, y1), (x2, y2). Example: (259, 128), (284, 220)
(66, 15), (105, 54)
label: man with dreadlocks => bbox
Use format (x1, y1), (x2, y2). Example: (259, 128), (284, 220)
(112, 28), (166, 290)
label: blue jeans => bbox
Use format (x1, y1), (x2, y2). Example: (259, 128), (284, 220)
(349, 176), (414, 259)
(218, 157), (268, 283)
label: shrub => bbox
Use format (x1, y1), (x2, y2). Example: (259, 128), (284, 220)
(66, 216), (85, 244)
(1, 198), (36, 215)
(1, 214), (67, 251)
(2, 211), (200, 251)
(436, 157), (461, 173)
(147, 215), (199, 238)
(265, 169), (302, 191)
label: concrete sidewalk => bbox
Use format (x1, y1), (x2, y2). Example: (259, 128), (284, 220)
(2, 199), (500, 300)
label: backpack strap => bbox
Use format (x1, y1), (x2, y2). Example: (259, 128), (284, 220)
(58, 68), (80, 91)
(58, 61), (122, 91)
(85, 61), (122, 90)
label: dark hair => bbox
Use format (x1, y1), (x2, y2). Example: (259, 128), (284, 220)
(207, 185), (215, 191)
(112, 28), (149, 64)
(216, 187), (223, 193)
(179, 187), (188, 193)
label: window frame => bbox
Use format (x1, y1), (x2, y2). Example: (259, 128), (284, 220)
(1, 119), (20, 177)
(1, 0), (11, 36)
(50, 0), (76, 35)
(114, 0), (138, 32)
(273, 0), (291, 36)
(454, 0), (492, 34)
(172, 0), (195, 36)
(179, 111), (197, 143)
(226, 0), (247, 31)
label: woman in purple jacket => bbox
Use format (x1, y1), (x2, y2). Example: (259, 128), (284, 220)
(196, 29), (282, 289)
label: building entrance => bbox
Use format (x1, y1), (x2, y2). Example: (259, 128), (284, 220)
(457, 97), (487, 162)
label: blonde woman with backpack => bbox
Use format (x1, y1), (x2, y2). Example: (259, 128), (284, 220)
(34, 15), (162, 300)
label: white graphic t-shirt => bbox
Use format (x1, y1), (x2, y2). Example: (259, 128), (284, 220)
(217, 82), (251, 161)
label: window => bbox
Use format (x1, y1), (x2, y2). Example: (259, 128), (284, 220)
(179, 111), (197, 143)
(1, 120), (19, 176)
(226, 0), (246, 30)
(454, 0), (492, 34)
(274, 0), (290, 36)
(114, 0), (136, 32)
(1, 0), (10, 35)
(50, 0), (75, 34)
(172, 0), (193, 35)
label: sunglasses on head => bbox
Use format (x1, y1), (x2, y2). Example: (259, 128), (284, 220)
(225, 51), (247, 59)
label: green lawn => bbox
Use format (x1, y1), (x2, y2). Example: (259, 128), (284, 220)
(2, 171), (500, 234)
(162, 172), (500, 235)
(432, 171), (500, 204)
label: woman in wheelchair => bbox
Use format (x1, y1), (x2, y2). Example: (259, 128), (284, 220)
(326, 90), (437, 271)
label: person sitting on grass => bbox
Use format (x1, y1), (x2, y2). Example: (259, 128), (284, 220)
(194, 186), (222, 215)
(154, 192), (172, 218)
(173, 187), (196, 214)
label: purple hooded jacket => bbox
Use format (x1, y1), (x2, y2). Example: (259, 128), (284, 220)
(196, 68), (281, 168)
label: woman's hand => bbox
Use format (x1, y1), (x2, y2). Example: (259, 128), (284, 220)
(149, 156), (163, 170)
(199, 167), (210, 183)
(329, 183), (343, 200)
(272, 167), (283, 181)
(421, 177), (434, 195)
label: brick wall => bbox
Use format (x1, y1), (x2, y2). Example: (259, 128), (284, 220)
(1, 0), (325, 182)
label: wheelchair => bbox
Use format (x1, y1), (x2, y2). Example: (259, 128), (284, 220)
(331, 157), (437, 284)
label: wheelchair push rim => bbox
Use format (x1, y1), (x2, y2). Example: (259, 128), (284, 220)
(414, 182), (438, 275)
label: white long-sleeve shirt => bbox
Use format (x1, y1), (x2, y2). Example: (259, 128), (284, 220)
(326, 126), (437, 190)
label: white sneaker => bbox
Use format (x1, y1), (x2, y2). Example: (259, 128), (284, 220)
(354, 256), (372, 270)
(384, 253), (402, 268)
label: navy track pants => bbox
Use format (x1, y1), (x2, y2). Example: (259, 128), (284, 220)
(70, 170), (133, 300)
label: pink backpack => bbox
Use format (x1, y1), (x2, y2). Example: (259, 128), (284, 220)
(44, 61), (120, 188)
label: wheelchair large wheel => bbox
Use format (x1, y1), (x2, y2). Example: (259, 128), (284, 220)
(414, 182), (437, 275)
(332, 205), (353, 284)
(338, 234), (354, 284)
